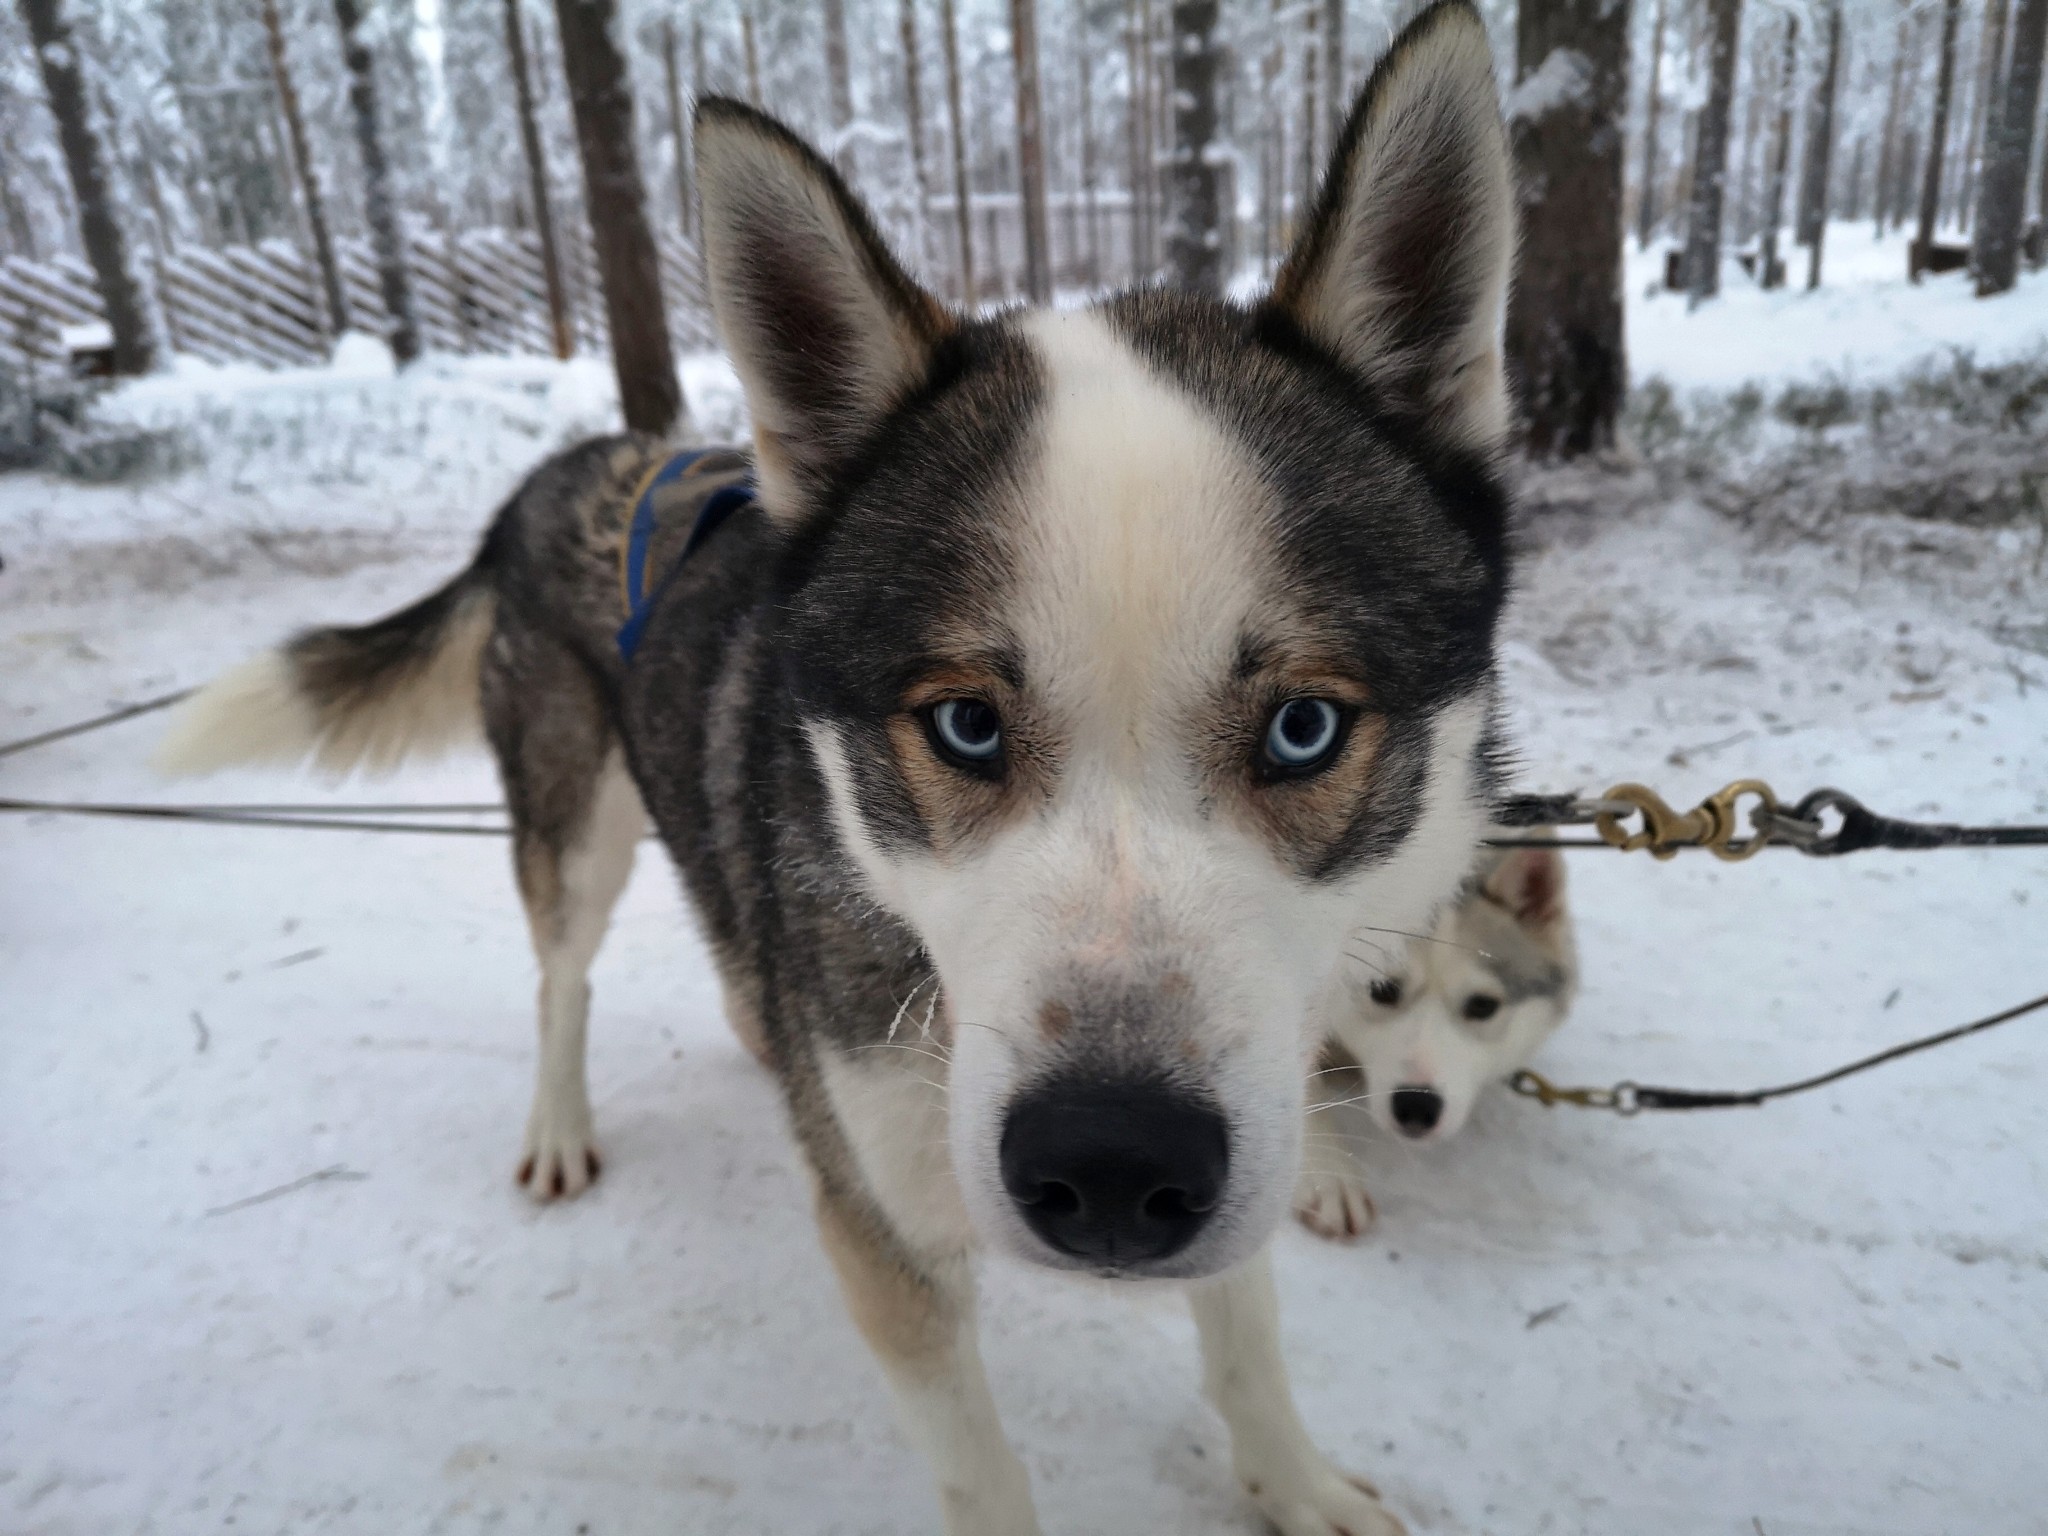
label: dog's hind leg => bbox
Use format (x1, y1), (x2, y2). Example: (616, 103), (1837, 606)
(1189, 1249), (1406, 1536)
(812, 1188), (1039, 1536)
(485, 636), (644, 1201)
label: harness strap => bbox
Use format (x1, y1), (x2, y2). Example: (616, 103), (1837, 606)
(615, 447), (756, 662)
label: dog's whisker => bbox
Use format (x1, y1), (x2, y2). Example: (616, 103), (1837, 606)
(1349, 922), (1496, 961)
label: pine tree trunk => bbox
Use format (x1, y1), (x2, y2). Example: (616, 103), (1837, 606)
(1127, 0), (1148, 280)
(1163, 0), (1221, 298)
(1637, 0), (1666, 248)
(824, 0), (857, 179)
(1683, 0), (1744, 305)
(333, 0), (420, 365)
(940, 0), (976, 302)
(552, 0), (683, 432)
(1299, 5), (1320, 216)
(1009, 0), (1052, 301)
(1875, 3), (1910, 235)
(1912, 0), (1963, 278)
(662, 16), (693, 242)
(1323, 0), (1344, 149)
(261, 0), (346, 337)
(20, 0), (158, 374)
(1759, 15), (1798, 290)
(1734, 33), (1766, 245)
(1077, 11), (1100, 287)
(901, 0), (930, 230)
(742, 11), (761, 106)
(505, 0), (572, 359)
(1974, 0), (2047, 292)
(1963, 0), (2013, 227)
(1804, 0), (1842, 288)
(1506, 0), (1633, 459)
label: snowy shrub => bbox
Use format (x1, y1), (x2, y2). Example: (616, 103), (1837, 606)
(0, 363), (187, 483)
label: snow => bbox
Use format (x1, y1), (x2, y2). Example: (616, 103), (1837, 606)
(4, 287), (2048, 1534)
(1505, 47), (1594, 123)
(1627, 220), (2048, 390)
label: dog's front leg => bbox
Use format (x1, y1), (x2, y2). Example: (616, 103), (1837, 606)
(1189, 1248), (1406, 1536)
(814, 1189), (1040, 1536)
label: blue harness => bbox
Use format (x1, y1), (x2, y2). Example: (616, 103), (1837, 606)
(615, 447), (756, 662)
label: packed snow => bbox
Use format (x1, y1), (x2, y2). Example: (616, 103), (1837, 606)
(3, 255), (2046, 1535)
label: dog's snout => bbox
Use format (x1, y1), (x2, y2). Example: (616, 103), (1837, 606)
(1390, 1085), (1444, 1137)
(999, 1079), (1228, 1267)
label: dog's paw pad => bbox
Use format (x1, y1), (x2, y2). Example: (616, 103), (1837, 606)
(518, 1119), (601, 1202)
(1294, 1166), (1377, 1242)
(1243, 1463), (1405, 1536)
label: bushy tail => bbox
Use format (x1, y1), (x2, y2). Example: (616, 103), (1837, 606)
(154, 561), (496, 779)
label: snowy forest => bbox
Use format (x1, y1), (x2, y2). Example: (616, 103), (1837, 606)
(5, 0), (2047, 450)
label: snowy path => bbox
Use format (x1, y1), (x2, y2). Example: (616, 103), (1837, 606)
(4, 331), (2047, 1534)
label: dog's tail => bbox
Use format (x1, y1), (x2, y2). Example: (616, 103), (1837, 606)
(155, 552), (498, 779)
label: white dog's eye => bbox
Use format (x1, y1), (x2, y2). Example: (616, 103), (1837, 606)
(1461, 995), (1501, 1022)
(1261, 698), (1343, 774)
(929, 699), (1003, 767)
(1368, 977), (1403, 1008)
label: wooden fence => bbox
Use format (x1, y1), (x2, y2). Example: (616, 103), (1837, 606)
(0, 222), (715, 377)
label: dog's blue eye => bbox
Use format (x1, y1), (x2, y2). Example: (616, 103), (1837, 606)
(930, 699), (1002, 765)
(1262, 698), (1343, 771)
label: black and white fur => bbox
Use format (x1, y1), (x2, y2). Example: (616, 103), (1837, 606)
(158, 6), (1516, 1530)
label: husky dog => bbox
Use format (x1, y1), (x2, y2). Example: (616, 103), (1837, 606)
(158, 5), (1515, 1530)
(1295, 844), (1577, 1241)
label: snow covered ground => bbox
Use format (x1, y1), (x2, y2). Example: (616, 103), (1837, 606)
(3, 253), (2046, 1536)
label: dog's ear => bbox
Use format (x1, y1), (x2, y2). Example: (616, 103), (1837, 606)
(693, 98), (954, 524)
(1481, 844), (1565, 929)
(1264, 0), (1513, 453)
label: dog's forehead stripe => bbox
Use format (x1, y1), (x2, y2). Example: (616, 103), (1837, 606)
(1011, 309), (1272, 730)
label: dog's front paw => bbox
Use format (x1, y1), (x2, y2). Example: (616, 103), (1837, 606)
(1293, 1162), (1376, 1242)
(518, 1091), (601, 1201)
(1242, 1460), (1405, 1536)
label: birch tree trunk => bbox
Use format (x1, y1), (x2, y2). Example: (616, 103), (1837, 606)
(552, 0), (683, 433)
(505, 0), (572, 358)
(20, 0), (158, 374)
(1973, 0), (2047, 292)
(1506, 0), (1633, 458)
(1010, 0), (1052, 301)
(1759, 14), (1798, 289)
(1164, 0), (1222, 297)
(1910, 0), (1963, 279)
(333, 0), (420, 364)
(662, 15), (693, 241)
(940, 0), (976, 301)
(1683, 0), (1744, 305)
(261, 0), (345, 337)
(1804, 0), (1842, 288)
(1636, 0), (1666, 248)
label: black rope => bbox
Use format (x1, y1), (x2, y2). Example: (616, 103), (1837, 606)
(0, 689), (193, 761)
(1510, 990), (2048, 1114)
(0, 797), (511, 837)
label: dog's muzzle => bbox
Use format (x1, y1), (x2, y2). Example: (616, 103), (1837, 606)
(998, 1077), (1229, 1269)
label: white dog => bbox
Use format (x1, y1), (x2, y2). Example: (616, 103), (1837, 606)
(1297, 843), (1577, 1239)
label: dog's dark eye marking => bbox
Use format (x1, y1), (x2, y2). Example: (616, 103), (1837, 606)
(1369, 978), (1403, 1008)
(1259, 698), (1345, 777)
(926, 698), (1004, 773)
(1462, 995), (1501, 1022)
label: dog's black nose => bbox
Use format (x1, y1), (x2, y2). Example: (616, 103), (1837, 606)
(1391, 1085), (1444, 1137)
(999, 1079), (1228, 1267)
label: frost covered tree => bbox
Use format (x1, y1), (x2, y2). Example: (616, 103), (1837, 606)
(1505, 0), (1632, 457)
(1163, 0), (1222, 297)
(1682, 0), (1744, 305)
(1801, 0), (1843, 289)
(1910, 0), (1962, 279)
(18, 0), (158, 373)
(333, 0), (420, 363)
(1758, 12), (1798, 291)
(1973, 0), (2047, 293)
(552, 0), (680, 432)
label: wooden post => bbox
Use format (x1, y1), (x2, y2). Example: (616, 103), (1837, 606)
(505, 0), (573, 359)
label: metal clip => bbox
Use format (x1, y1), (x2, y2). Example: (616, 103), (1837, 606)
(1507, 1069), (1642, 1115)
(1593, 779), (1779, 861)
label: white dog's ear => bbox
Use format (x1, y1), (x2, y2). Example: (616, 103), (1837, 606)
(694, 98), (955, 524)
(1264, 0), (1513, 453)
(1482, 845), (1565, 928)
